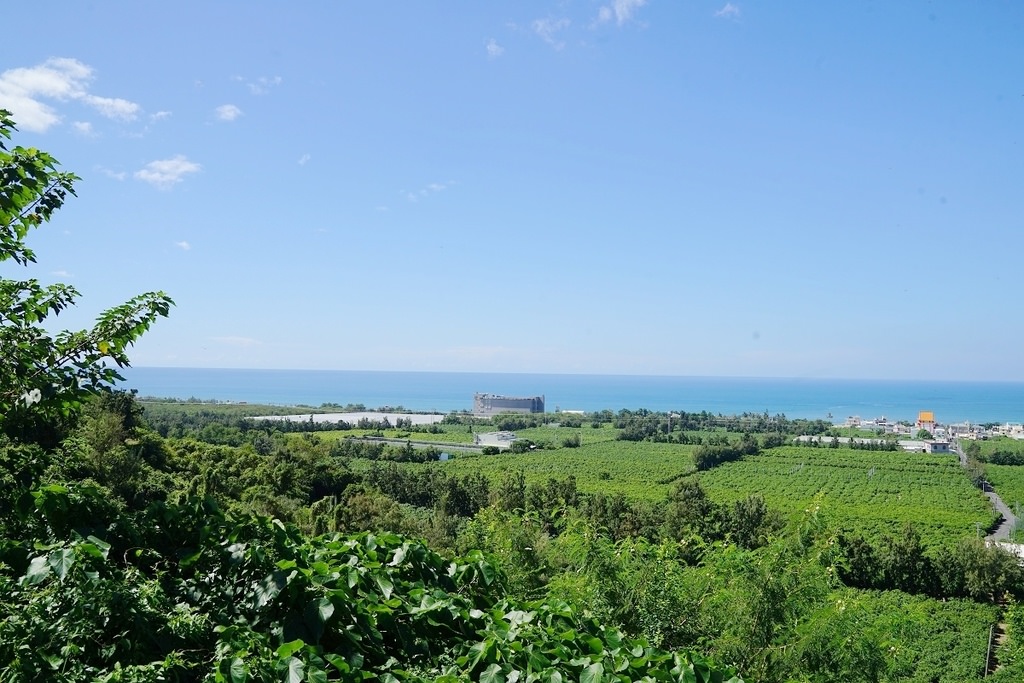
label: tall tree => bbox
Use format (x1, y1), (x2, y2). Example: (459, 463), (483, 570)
(0, 110), (172, 447)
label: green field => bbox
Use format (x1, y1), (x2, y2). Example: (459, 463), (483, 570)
(972, 436), (1024, 459)
(426, 440), (696, 500)
(320, 427), (477, 445)
(698, 447), (995, 543)
(354, 440), (997, 544)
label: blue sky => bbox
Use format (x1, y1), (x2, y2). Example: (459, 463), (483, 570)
(2, 2), (1022, 380)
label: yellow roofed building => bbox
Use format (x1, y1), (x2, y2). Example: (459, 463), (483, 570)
(916, 410), (936, 432)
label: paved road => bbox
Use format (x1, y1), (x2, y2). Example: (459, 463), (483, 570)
(986, 490), (1017, 541)
(955, 440), (1018, 540)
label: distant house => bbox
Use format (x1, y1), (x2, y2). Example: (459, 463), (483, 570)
(923, 440), (951, 454)
(916, 410), (936, 434)
(474, 431), (518, 450)
(994, 423), (1024, 440)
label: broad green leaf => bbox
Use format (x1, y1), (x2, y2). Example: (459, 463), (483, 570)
(462, 640), (488, 670)
(580, 663), (604, 683)
(47, 547), (75, 581)
(277, 639), (306, 659)
(229, 657), (247, 683)
(255, 570), (288, 609)
(389, 546), (407, 566)
(317, 598), (335, 624)
(478, 559), (497, 585)
(283, 656), (304, 683)
(374, 574), (394, 600)
(85, 535), (111, 559)
(323, 654), (349, 673)
(481, 664), (506, 683)
(25, 555), (51, 584)
(584, 637), (604, 656)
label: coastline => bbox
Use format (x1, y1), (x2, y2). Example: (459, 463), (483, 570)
(121, 367), (1024, 425)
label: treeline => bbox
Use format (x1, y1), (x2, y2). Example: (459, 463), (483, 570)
(608, 408), (832, 438)
(838, 526), (1022, 602)
(964, 440), (1024, 466)
(793, 436), (901, 451)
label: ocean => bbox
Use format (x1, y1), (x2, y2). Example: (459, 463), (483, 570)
(119, 367), (1024, 425)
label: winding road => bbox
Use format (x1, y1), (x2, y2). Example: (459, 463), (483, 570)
(956, 440), (1018, 541)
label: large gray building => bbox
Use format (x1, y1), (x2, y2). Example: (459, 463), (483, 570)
(473, 393), (545, 417)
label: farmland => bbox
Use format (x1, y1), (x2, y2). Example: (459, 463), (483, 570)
(411, 440), (697, 500)
(691, 447), (995, 543)
(340, 432), (997, 545)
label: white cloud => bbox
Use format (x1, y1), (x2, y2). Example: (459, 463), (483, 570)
(51, 269), (72, 277)
(532, 17), (571, 49)
(134, 155), (201, 190)
(404, 181), (452, 202)
(298, 153), (311, 165)
(174, 241), (191, 251)
(715, 2), (741, 19)
(81, 94), (139, 121)
(215, 104), (243, 121)
(150, 110), (172, 121)
(0, 58), (140, 132)
(97, 166), (126, 180)
(72, 121), (93, 136)
(244, 75), (282, 95)
(596, 0), (647, 25)
(486, 38), (505, 58)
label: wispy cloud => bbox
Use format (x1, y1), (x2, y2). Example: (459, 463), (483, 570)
(134, 155), (201, 190)
(532, 17), (571, 49)
(96, 166), (126, 180)
(150, 110), (171, 121)
(486, 38), (505, 58)
(596, 0), (647, 26)
(82, 94), (139, 121)
(0, 57), (141, 132)
(215, 104), (243, 121)
(51, 269), (72, 278)
(236, 75), (282, 95)
(72, 121), (94, 136)
(403, 181), (454, 203)
(174, 241), (191, 251)
(298, 153), (311, 165)
(715, 2), (741, 19)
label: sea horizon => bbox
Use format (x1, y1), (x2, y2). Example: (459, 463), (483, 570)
(119, 366), (1024, 425)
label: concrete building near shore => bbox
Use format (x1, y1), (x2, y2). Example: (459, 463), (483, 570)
(473, 393), (545, 417)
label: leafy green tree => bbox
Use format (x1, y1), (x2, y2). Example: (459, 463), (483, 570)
(0, 110), (172, 447)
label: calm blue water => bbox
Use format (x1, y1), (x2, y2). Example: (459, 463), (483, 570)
(118, 367), (1024, 424)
